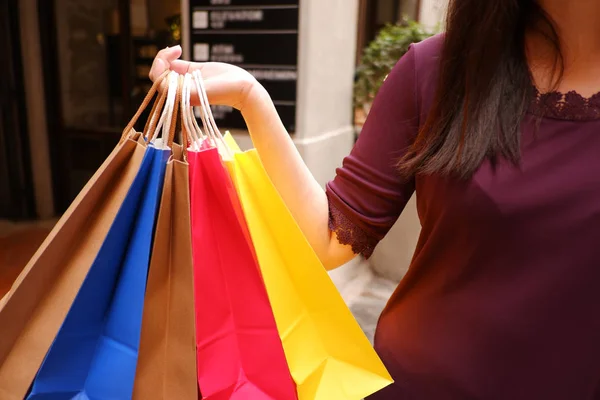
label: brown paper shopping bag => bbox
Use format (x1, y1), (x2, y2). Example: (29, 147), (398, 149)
(0, 72), (168, 400)
(133, 75), (197, 399)
(133, 142), (197, 400)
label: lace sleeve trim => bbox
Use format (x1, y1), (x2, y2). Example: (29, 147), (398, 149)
(529, 87), (600, 121)
(328, 201), (379, 259)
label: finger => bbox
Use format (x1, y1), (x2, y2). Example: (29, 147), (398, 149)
(171, 60), (205, 106)
(149, 46), (181, 81)
(149, 45), (182, 81)
(185, 77), (223, 108)
(149, 58), (167, 83)
(188, 77), (232, 108)
(170, 59), (205, 75)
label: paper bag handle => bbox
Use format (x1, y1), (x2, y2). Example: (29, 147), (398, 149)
(177, 75), (191, 154)
(166, 74), (184, 148)
(153, 72), (187, 152)
(142, 85), (169, 140)
(191, 69), (233, 159)
(182, 73), (204, 149)
(150, 71), (179, 143)
(120, 70), (169, 142)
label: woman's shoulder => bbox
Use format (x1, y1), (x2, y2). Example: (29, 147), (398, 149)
(407, 33), (444, 121)
(387, 33), (443, 89)
(411, 32), (444, 62)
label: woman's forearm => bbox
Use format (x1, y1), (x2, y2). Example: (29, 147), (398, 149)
(146, 50), (357, 267)
(241, 85), (355, 269)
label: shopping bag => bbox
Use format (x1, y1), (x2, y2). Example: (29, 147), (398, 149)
(223, 133), (394, 400)
(189, 145), (297, 400)
(0, 71), (168, 400)
(184, 71), (254, 253)
(26, 72), (177, 400)
(132, 139), (197, 399)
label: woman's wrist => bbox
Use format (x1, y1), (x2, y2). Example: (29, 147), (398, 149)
(240, 80), (271, 116)
(240, 81), (286, 137)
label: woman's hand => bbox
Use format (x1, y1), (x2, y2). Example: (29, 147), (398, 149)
(149, 45), (264, 112)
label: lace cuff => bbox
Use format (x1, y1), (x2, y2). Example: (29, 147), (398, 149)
(328, 201), (379, 259)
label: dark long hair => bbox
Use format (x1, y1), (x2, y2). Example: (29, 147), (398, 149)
(400, 0), (562, 179)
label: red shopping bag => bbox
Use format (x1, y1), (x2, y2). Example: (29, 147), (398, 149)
(189, 145), (297, 400)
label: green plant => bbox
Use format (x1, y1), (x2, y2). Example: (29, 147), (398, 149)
(165, 14), (181, 45)
(354, 19), (434, 109)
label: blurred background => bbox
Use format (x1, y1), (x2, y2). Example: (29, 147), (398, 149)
(0, 0), (447, 338)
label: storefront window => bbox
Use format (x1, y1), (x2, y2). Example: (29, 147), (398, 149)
(47, 0), (181, 209)
(53, 0), (180, 131)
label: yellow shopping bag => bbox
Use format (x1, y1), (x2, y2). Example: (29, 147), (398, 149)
(223, 133), (393, 400)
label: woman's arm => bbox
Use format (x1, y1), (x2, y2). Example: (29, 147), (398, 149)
(240, 86), (354, 269)
(151, 46), (356, 269)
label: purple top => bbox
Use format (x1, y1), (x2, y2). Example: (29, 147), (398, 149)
(327, 34), (600, 399)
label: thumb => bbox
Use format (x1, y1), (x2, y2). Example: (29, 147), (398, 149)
(164, 45), (183, 60)
(149, 45), (183, 81)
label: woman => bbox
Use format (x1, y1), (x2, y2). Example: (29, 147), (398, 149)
(150, 1), (600, 398)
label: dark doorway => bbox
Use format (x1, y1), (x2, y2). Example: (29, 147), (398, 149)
(0, 0), (36, 220)
(38, 0), (180, 212)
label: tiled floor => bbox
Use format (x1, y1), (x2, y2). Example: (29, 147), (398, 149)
(349, 275), (397, 343)
(0, 220), (55, 299)
(0, 217), (398, 342)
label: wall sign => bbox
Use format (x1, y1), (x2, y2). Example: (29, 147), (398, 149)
(188, 0), (299, 132)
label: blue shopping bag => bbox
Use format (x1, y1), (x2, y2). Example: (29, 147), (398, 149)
(27, 143), (170, 400)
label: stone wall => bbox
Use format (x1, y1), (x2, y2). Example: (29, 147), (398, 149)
(419, 0), (448, 30)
